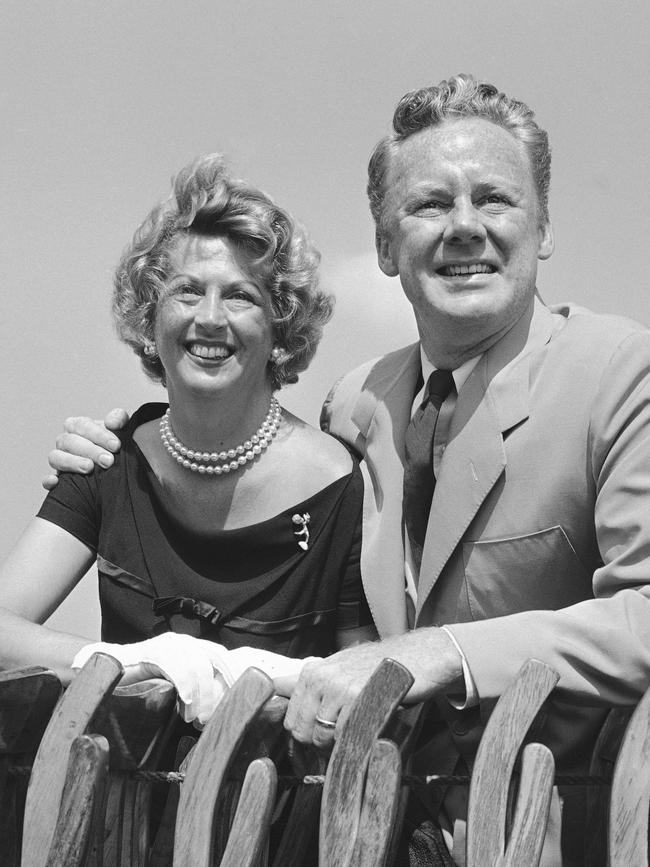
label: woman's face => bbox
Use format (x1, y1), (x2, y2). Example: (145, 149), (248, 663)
(154, 233), (275, 402)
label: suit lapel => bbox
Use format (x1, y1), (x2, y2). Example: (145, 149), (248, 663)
(351, 344), (420, 637)
(415, 299), (556, 617)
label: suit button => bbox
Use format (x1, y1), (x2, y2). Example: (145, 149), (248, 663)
(452, 720), (470, 736)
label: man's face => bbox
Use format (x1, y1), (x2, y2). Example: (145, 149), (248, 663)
(377, 118), (554, 363)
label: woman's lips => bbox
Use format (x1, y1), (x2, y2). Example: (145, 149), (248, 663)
(186, 342), (234, 360)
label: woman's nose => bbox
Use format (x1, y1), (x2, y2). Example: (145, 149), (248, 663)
(195, 292), (227, 328)
(443, 199), (486, 243)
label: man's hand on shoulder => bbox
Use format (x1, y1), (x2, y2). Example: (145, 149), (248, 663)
(284, 627), (463, 748)
(43, 408), (130, 490)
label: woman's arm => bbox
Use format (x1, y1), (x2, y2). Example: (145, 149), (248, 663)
(0, 517), (96, 683)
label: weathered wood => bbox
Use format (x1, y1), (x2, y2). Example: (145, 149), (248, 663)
(466, 659), (559, 867)
(0, 667), (62, 866)
(173, 667), (275, 867)
(350, 739), (402, 867)
(381, 702), (429, 867)
(319, 658), (413, 867)
(220, 757), (278, 867)
(585, 707), (633, 864)
(92, 677), (177, 770)
(21, 653), (123, 867)
(44, 734), (109, 867)
(608, 686), (650, 866)
(214, 695), (288, 860)
(83, 678), (176, 866)
(270, 742), (327, 867)
(150, 735), (196, 867)
(501, 742), (555, 867)
(0, 667), (62, 753)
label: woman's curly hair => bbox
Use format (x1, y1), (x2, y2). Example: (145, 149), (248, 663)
(113, 153), (333, 389)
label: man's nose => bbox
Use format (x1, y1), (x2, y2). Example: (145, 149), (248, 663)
(443, 199), (486, 243)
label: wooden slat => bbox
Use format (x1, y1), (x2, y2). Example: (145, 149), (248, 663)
(21, 653), (123, 867)
(91, 678), (177, 770)
(173, 668), (275, 867)
(220, 758), (278, 867)
(466, 659), (559, 867)
(608, 685), (650, 867)
(44, 734), (109, 867)
(585, 707), (633, 864)
(501, 742), (555, 867)
(150, 735), (196, 867)
(271, 742), (327, 867)
(350, 739), (402, 867)
(214, 695), (288, 861)
(319, 658), (413, 867)
(0, 667), (61, 753)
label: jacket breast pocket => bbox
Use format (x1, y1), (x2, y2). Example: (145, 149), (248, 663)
(461, 525), (592, 621)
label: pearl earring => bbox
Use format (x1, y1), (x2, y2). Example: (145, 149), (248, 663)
(270, 347), (284, 363)
(144, 342), (157, 358)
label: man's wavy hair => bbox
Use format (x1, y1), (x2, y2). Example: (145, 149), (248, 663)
(113, 153), (333, 389)
(368, 74), (551, 232)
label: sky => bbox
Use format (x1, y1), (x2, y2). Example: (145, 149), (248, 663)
(1, 0), (649, 636)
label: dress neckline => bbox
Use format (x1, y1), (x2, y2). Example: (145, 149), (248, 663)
(124, 402), (356, 535)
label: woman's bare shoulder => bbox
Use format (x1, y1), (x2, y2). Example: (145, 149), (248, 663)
(278, 411), (354, 479)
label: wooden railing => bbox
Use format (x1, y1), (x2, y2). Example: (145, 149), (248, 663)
(1, 654), (649, 866)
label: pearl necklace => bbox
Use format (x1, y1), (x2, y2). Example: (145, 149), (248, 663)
(159, 397), (282, 475)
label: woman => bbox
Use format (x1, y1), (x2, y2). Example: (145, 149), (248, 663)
(0, 154), (374, 724)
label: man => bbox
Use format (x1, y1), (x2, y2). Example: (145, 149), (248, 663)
(48, 76), (650, 863)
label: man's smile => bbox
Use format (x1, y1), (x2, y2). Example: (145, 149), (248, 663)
(436, 262), (497, 277)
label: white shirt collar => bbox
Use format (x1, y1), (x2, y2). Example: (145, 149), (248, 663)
(418, 345), (481, 396)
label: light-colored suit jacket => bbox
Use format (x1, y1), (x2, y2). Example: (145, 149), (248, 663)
(322, 297), (650, 782)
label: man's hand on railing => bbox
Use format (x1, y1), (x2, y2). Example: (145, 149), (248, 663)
(72, 634), (317, 726)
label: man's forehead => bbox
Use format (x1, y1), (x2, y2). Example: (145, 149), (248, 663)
(386, 118), (532, 189)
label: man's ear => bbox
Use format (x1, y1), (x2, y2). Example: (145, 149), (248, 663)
(538, 221), (554, 261)
(376, 229), (399, 277)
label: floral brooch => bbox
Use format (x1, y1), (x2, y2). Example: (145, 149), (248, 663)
(292, 512), (310, 550)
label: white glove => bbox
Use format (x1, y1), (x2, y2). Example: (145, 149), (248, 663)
(72, 634), (233, 724)
(71, 634), (320, 725)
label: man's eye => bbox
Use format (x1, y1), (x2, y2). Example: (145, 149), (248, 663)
(479, 195), (510, 207)
(415, 200), (447, 214)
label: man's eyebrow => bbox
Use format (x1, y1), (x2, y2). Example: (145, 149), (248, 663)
(473, 177), (525, 195)
(403, 183), (451, 202)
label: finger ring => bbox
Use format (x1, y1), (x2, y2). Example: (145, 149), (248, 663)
(315, 715), (337, 729)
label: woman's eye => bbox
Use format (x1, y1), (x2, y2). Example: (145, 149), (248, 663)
(226, 291), (255, 306)
(171, 284), (201, 300)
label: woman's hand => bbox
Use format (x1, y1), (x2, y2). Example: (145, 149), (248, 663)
(72, 635), (316, 725)
(72, 634), (231, 725)
(43, 409), (130, 489)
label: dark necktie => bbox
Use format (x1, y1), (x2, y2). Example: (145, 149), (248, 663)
(403, 369), (455, 573)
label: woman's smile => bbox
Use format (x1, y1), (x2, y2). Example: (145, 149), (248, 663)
(186, 341), (235, 362)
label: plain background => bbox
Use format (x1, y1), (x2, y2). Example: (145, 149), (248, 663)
(1, 1), (648, 639)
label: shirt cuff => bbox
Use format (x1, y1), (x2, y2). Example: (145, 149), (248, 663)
(440, 626), (479, 709)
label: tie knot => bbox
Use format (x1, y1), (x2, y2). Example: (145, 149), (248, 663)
(424, 369), (455, 409)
